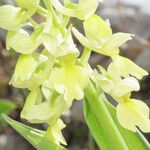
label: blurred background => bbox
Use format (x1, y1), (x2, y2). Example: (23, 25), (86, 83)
(0, 0), (150, 149)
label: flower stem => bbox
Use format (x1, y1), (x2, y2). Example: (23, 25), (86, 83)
(81, 47), (91, 64)
(37, 6), (49, 17)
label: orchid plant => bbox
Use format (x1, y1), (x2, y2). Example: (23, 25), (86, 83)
(0, 0), (150, 150)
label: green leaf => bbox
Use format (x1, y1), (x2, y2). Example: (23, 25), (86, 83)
(37, 138), (66, 150)
(0, 100), (16, 126)
(0, 100), (16, 115)
(3, 114), (45, 148)
(84, 81), (150, 150)
(84, 82), (128, 150)
(84, 98), (109, 149)
(2, 114), (66, 150)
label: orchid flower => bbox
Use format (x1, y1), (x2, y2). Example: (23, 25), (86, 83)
(72, 15), (133, 57)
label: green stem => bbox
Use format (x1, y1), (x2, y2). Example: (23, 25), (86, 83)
(43, 0), (66, 35)
(84, 81), (128, 150)
(44, 125), (54, 140)
(29, 18), (40, 29)
(81, 47), (91, 64)
(21, 8), (37, 23)
(37, 6), (49, 17)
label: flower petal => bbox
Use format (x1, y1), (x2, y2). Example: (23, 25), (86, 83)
(25, 102), (52, 123)
(0, 5), (22, 31)
(49, 59), (90, 101)
(42, 28), (79, 58)
(21, 88), (42, 119)
(112, 77), (140, 98)
(72, 27), (118, 56)
(50, 119), (67, 145)
(16, 0), (39, 9)
(75, 0), (99, 20)
(101, 33), (133, 53)
(84, 14), (112, 42)
(8, 30), (40, 54)
(97, 75), (114, 94)
(51, 0), (75, 17)
(51, 0), (99, 20)
(117, 99), (150, 133)
(72, 27), (94, 50)
(112, 55), (148, 79)
(10, 54), (37, 88)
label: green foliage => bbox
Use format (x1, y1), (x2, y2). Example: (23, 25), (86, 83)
(0, 99), (16, 130)
(0, 100), (16, 115)
(3, 114), (66, 150)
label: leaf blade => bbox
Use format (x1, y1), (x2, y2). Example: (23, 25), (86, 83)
(2, 114), (67, 150)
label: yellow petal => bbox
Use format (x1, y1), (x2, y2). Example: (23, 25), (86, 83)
(0, 5), (22, 31)
(117, 99), (150, 133)
(75, 0), (99, 20)
(84, 14), (112, 42)
(100, 33), (133, 56)
(21, 88), (42, 119)
(10, 54), (37, 88)
(48, 119), (67, 145)
(49, 59), (90, 101)
(112, 77), (140, 98)
(92, 71), (113, 94)
(112, 55), (148, 79)
(16, 0), (39, 9)
(8, 30), (38, 54)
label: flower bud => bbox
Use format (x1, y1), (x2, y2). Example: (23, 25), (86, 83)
(10, 54), (37, 89)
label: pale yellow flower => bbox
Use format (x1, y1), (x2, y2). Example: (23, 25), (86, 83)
(117, 98), (150, 133)
(48, 57), (90, 101)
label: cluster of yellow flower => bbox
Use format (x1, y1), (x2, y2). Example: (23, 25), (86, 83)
(0, 0), (149, 146)
(73, 14), (150, 133)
